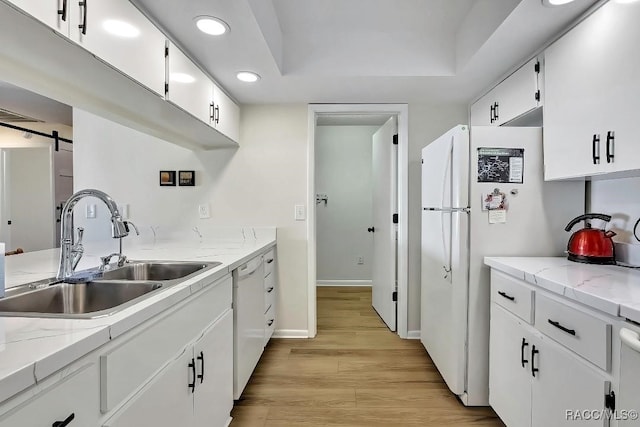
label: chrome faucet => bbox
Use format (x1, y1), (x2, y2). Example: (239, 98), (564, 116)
(57, 189), (129, 280)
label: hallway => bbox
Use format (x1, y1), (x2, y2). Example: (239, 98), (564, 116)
(230, 287), (504, 426)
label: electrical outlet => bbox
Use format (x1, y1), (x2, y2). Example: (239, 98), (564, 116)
(198, 204), (210, 219)
(357, 256), (364, 265)
(295, 204), (306, 221)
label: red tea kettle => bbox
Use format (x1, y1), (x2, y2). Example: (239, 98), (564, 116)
(565, 213), (616, 265)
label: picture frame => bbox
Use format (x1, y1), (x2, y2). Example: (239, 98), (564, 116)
(159, 170), (176, 186)
(179, 170), (196, 186)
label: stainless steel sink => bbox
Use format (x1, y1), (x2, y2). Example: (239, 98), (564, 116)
(0, 260), (222, 318)
(0, 281), (163, 318)
(102, 261), (220, 281)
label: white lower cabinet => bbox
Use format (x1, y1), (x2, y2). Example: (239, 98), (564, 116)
(104, 310), (233, 427)
(0, 363), (99, 427)
(489, 270), (615, 427)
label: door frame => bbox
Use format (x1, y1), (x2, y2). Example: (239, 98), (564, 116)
(307, 104), (409, 339)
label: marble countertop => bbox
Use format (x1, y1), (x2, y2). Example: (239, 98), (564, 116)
(484, 256), (640, 323)
(0, 227), (276, 405)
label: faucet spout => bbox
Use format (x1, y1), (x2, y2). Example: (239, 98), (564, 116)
(57, 189), (128, 280)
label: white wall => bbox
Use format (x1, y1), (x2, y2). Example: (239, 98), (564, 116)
(315, 125), (377, 283)
(590, 177), (640, 260)
(73, 106), (309, 333)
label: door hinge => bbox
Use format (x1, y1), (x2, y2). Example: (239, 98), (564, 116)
(392, 213), (398, 224)
(534, 90), (541, 102)
(53, 130), (59, 152)
(164, 46), (169, 57)
(392, 291), (397, 302)
(392, 134), (398, 145)
(164, 83), (169, 95)
(534, 61), (540, 73)
(421, 158), (423, 164)
(605, 391), (615, 411)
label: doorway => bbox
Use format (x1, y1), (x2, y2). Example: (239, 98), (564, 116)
(307, 104), (409, 338)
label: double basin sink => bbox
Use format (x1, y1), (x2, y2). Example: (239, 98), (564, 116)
(0, 261), (221, 318)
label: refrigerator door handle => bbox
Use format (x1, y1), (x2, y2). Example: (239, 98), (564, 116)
(440, 141), (453, 209)
(441, 212), (452, 281)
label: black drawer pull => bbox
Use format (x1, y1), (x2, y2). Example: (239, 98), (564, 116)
(490, 104), (495, 123)
(53, 413), (75, 427)
(531, 345), (539, 377)
(78, 0), (87, 35)
(498, 291), (515, 302)
(267, 319), (274, 326)
(266, 258), (274, 264)
(520, 338), (529, 368)
(197, 351), (204, 384)
(267, 286), (274, 293)
(188, 358), (196, 393)
(592, 134), (600, 164)
(58, 0), (67, 21)
(548, 319), (576, 336)
(606, 131), (615, 163)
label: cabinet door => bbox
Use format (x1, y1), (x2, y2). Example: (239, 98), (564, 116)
(619, 328), (640, 427)
(212, 84), (240, 142)
(470, 89), (496, 127)
(7, 0), (69, 35)
(166, 41), (214, 123)
(531, 333), (611, 427)
(0, 364), (98, 427)
(102, 348), (194, 427)
(68, 0), (166, 95)
(489, 305), (532, 427)
(193, 310), (234, 427)
(494, 57), (541, 126)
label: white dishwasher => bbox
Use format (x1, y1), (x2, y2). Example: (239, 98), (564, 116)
(232, 255), (264, 400)
(619, 323), (640, 426)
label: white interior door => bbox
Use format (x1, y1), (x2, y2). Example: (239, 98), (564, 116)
(54, 140), (73, 247)
(371, 117), (397, 331)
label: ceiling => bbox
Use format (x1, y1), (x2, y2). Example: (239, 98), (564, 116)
(132, 0), (599, 105)
(0, 81), (72, 125)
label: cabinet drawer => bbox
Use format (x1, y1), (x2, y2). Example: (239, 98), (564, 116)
(490, 271), (534, 324)
(264, 306), (275, 346)
(263, 249), (275, 278)
(265, 282), (276, 314)
(0, 363), (98, 427)
(535, 293), (611, 370)
(100, 275), (232, 412)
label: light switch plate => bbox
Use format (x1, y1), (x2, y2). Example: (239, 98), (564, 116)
(86, 204), (96, 219)
(295, 204), (306, 221)
(198, 204), (211, 219)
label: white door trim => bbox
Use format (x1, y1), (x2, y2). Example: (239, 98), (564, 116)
(307, 104), (409, 339)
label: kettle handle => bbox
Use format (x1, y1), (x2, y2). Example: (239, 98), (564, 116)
(564, 213), (612, 232)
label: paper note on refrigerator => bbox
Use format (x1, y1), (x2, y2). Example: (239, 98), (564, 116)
(488, 209), (507, 224)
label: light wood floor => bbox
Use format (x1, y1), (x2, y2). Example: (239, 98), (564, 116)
(230, 286), (505, 427)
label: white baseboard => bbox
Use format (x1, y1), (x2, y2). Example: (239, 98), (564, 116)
(272, 329), (310, 338)
(316, 280), (372, 287)
(407, 330), (421, 340)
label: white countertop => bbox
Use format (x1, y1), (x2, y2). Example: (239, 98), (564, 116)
(0, 227), (276, 405)
(484, 256), (640, 324)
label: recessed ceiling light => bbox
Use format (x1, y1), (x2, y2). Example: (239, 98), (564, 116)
(195, 16), (229, 36)
(613, 0), (640, 3)
(237, 71), (260, 83)
(170, 73), (196, 84)
(102, 19), (141, 38)
(541, 0), (575, 5)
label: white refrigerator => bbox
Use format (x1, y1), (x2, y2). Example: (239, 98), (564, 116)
(420, 125), (584, 406)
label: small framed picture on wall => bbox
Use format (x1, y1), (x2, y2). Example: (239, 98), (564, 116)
(159, 170), (176, 186)
(179, 170), (195, 186)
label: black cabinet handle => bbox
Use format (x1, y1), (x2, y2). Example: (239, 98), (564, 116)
(188, 358), (196, 393)
(267, 286), (274, 293)
(531, 345), (539, 377)
(52, 413), (75, 427)
(606, 131), (615, 163)
(78, 1), (87, 35)
(267, 319), (274, 326)
(58, 0), (67, 21)
(493, 102), (499, 122)
(197, 351), (204, 384)
(367, 227), (375, 233)
(490, 104), (495, 123)
(214, 105), (220, 124)
(266, 258), (274, 264)
(498, 291), (515, 302)
(520, 338), (529, 368)
(592, 134), (600, 164)
(209, 103), (215, 122)
(548, 319), (576, 336)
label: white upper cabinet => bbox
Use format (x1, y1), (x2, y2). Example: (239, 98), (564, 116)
(7, 0), (69, 35)
(212, 84), (240, 143)
(471, 56), (542, 127)
(68, 0), (166, 96)
(543, 1), (640, 180)
(166, 41), (214, 123)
